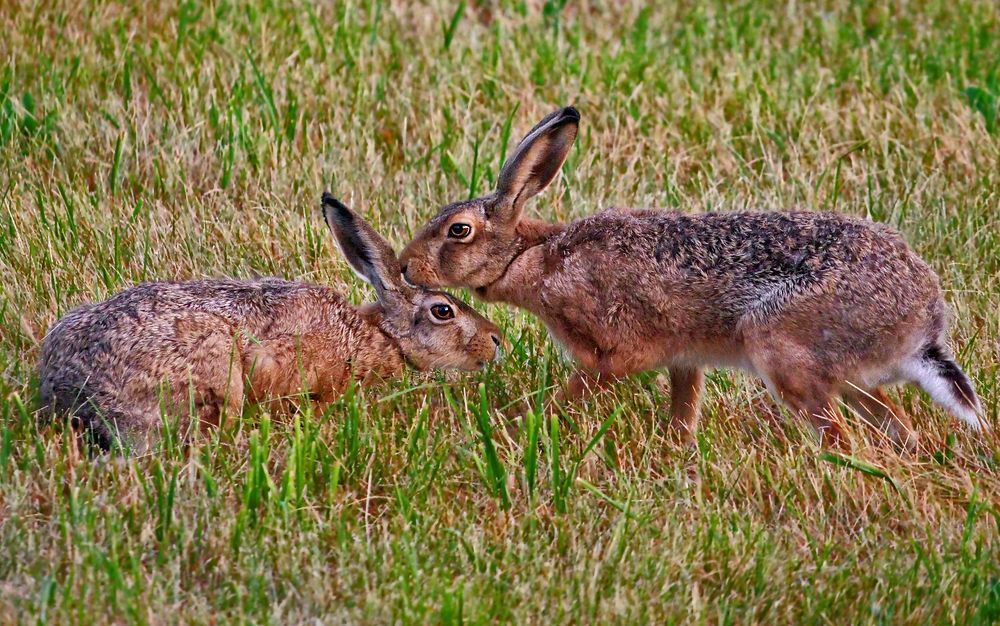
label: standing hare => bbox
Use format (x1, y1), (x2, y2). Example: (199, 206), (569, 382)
(39, 194), (501, 452)
(400, 107), (983, 448)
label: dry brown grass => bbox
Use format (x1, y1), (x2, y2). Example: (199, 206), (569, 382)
(1, 0), (998, 622)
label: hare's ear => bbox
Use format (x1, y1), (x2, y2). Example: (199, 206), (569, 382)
(322, 193), (408, 305)
(493, 106), (580, 223)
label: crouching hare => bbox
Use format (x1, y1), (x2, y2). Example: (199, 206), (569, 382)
(400, 107), (983, 449)
(39, 194), (501, 452)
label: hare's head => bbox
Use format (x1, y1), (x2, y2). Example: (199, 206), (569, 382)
(323, 194), (502, 371)
(400, 107), (579, 289)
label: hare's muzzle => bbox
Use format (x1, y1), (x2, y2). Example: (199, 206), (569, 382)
(474, 331), (504, 369)
(488, 332), (503, 365)
(401, 264), (417, 287)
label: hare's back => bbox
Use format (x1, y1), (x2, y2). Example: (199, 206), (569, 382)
(38, 278), (353, 416)
(550, 209), (937, 327)
(561, 209), (912, 273)
(96, 278), (336, 325)
(41, 278), (354, 361)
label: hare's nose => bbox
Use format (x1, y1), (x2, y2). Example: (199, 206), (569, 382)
(400, 264), (417, 287)
(490, 333), (504, 363)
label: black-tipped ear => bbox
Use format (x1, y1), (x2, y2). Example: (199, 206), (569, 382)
(322, 193), (406, 303)
(493, 106), (580, 222)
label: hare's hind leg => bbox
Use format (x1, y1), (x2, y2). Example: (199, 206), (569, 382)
(203, 354), (244, 428)
(841, 386), (918, 451)
(243, 332), (354, 411)
(750, 348), (845, 446)
(768, 372), (843, 447)
(172, 315), (245, 431)
(186, 357), (244, 430)
(666, 366), (704, 442)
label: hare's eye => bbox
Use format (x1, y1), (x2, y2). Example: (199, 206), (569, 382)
(430, 303), (455, 321)
(448, 223), (472, 239)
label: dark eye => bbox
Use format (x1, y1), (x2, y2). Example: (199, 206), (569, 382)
(448, 223), (472, 239)
(430, 303), (455, 321)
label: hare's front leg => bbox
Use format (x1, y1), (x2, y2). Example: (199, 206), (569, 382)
(666, 367), (704, 442)
(555, 356), (634, 406)
(556, 369), (608, 405)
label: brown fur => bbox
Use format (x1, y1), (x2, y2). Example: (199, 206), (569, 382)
(401, 107), (982, 447)
(39, 196), (500, 452)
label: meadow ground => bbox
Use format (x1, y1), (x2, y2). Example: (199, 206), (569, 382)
(1, 0), (999, 623)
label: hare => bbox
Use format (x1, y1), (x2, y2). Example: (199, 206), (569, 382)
(39, 194), (502, 452)
(400, 107), (983, 448)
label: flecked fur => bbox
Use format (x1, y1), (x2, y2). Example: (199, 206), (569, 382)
(401, 107), (981, 448)
(39, 197), (500, 452)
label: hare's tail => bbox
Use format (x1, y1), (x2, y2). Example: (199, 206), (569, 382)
(902, 344), (983, 430)
(40, 383), (124, 451)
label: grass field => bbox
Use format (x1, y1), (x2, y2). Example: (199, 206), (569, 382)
(2, 0), (999, 622)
